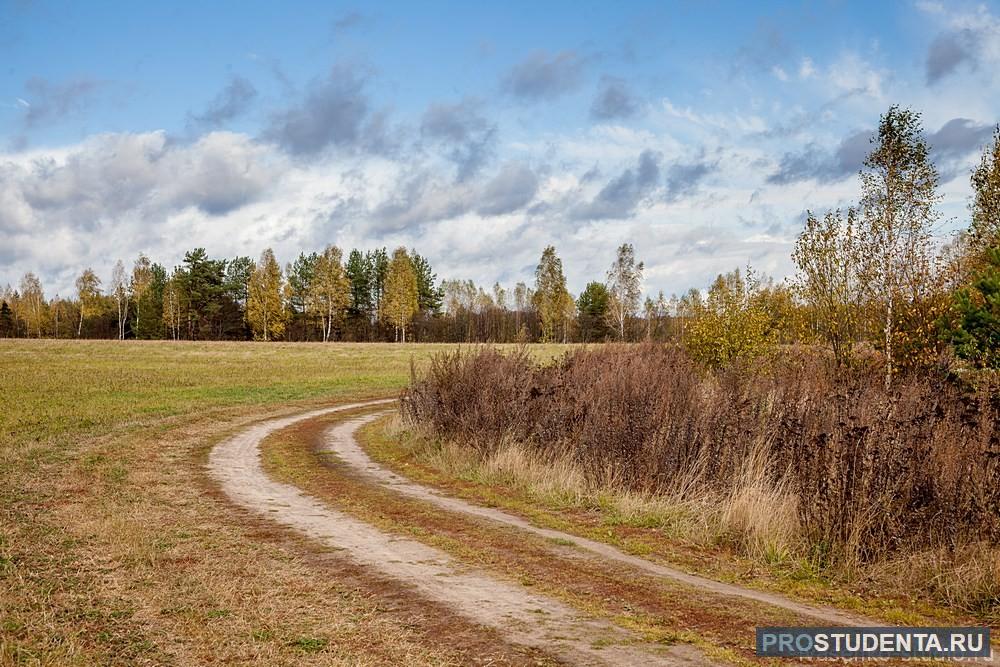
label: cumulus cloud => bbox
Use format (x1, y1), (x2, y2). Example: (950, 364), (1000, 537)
(263, 64), (390, 156)
(502, 50), (585, 101)
(590, 76), (639, 120)
(189, 75), (257, 128)
(3, 131), (277, 232)
(420, 98), (497, 181)
(573, 150), (661, 220)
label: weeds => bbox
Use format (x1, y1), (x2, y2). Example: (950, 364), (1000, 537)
(402, 343), (1000, 618)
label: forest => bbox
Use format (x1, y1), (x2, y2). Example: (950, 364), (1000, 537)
(3, 106), (1000, 375)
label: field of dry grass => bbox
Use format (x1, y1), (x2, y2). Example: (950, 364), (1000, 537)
(396, 345), (1000, 628)
(0, 339), (568, 666)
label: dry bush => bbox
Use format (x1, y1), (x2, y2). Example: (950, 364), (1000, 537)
(402, 344), (1000, 575)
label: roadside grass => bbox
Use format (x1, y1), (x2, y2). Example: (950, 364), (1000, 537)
(258, 411), (855, 667)
(0, 339), (567, 666)
(360, 415), (1000, 633)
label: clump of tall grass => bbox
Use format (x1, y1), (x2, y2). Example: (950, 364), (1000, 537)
(401, 343), (1000, 615)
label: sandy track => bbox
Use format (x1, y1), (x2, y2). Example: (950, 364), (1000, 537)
(208, 400), (712, 666)
(326, 412), (874, 628)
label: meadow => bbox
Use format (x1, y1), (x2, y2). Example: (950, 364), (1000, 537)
(0, 340), (563, 666)
(4, 339), (998, 667)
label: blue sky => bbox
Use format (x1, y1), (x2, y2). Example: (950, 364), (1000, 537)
(2, 0), (999, 299)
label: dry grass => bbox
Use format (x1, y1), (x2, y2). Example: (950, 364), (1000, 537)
(0, 339), (570, 666)
(400, 344), (1000, 623)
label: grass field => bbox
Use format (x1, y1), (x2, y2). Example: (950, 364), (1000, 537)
(4, 339), (995, 666)
(0, 340), (566, 666)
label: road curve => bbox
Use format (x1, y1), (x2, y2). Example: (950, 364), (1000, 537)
(325, 412), (872, 627)
(208, 400), (712, 667)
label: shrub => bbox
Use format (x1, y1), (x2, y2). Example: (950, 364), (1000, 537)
(402, 344), (1000, 567)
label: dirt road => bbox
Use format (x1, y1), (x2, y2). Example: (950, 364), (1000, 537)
(208, 400), (711, 666)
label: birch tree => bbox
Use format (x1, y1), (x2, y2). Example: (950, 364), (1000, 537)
(856, 106), (940, 388)
(110, 260), (130, 340)
(75, 268), (102, 337)
(131, 254), (153, 337)
(247, 249), (286, 341)
(606, 243), (644, 341)
(381, 247), (418, 342)
(969, 125), (1000, 258)
(792, 208), (865, 365)
(19, 272), (45, 338)
(310, 245), (351, 342)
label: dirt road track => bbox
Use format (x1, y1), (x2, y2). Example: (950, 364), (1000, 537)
(325, 412), (871, 627)
(208, 400), (712, 666)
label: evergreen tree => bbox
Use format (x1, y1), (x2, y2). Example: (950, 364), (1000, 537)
(949, 245), (1000, 368)
(346, 249), (374, 320)
(577, 282), (611, 342)
(411, 252), (443, 314)
(0, 301), (13, 338)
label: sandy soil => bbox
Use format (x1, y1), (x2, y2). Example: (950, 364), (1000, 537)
(208, 400), (713, 666)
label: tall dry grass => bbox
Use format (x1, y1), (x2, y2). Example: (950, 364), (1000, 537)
(402, 344), (1000, 617)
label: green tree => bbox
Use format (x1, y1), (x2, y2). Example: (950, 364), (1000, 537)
(948, 245), (1000, 368)
(606, 243), (644, 341)
(0, 301), (13, 337)
(286, 252), (319, 339)
(577, 281), (611, 342)
(247, 249), (287, 341)
(412, 252), (443, 315)
(310, 245), (351, 342)
(792, 208), (864, 365)
(176, 248), (228, 339)
(857, 106), (940, 387)
(368, 247), (390, 316)
(346, 249), (374, 324)
(533, 246), (574, 343)
(381, 247), (419, 342)
(225, 255), (254, 332)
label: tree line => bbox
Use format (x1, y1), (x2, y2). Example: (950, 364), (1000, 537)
(3, 105), (999, 372)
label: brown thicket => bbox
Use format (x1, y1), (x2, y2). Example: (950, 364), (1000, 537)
(402, 344), (1000, 565)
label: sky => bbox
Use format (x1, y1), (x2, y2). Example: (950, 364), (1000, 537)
(2, 0), (999, 300)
